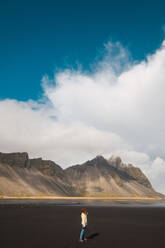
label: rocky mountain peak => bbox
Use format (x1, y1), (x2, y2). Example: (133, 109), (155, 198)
(0, 152), (29, 168)
(92, 155), (107, 164)
(108, 155), (127, 169)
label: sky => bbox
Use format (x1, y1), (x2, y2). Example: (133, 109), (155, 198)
(0, 0), (165, 193)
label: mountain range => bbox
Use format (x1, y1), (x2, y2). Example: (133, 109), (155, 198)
(0, 152), (163, 198)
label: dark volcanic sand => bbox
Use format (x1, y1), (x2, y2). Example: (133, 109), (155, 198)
(0, 203), (165, 248)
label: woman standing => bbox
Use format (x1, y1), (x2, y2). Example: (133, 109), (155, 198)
(79, 208), (88, 242)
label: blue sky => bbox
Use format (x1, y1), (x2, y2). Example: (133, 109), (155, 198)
(1, 0), (165, 193)
(1, 0), (165, 100)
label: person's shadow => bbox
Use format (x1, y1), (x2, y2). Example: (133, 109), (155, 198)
(87, 233), (99, 239)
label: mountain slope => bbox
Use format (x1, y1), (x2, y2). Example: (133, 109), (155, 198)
(0, 152), (163, 198)
(0, 152), (72, 196)
(65, 155), (161, 197)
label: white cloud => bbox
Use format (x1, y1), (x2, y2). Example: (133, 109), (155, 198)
(0, 41), (165, 193)
(0, 99), (129, 165)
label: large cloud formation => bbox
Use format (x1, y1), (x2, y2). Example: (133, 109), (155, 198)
(0, 41), (165, 193)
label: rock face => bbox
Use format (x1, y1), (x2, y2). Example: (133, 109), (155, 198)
(0, 152), (29, 168)
(0, 152), (72, 197)
(65, 155), (160, 197)
(0, 152), (163, 198)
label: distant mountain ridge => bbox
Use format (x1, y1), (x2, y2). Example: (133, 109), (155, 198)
(0, 152), (163, 198)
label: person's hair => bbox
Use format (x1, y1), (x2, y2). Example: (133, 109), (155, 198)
(81, 208), (87, 215)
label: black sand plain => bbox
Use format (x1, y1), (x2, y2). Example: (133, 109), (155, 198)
(0, 200), (165, 248)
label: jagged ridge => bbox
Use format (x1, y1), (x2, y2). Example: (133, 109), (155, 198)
(0, 152), (163, 198)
